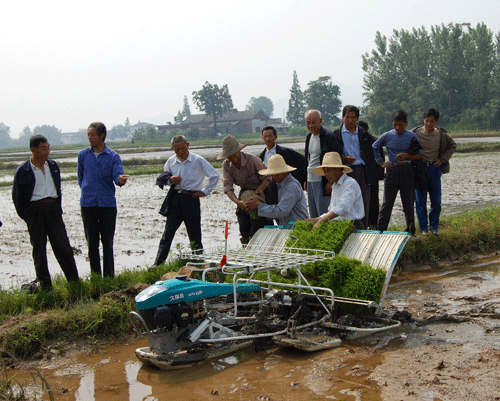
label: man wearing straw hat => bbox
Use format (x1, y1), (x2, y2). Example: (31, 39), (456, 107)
(218, 135), (272, 244)
(306, 152), (364, 230)
(244, 154), (308, 227)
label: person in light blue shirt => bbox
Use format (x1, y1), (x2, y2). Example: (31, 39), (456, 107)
(372, 110), (421, 235)
(78, 122), (129, 278)
(244, 154), (308, 227)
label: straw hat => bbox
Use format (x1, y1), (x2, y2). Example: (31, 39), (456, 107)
(258, 154), (296, 176)
(217, 135), (247, 160)
(312, 152), (352, 175)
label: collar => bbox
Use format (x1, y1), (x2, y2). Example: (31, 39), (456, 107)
(266, 145), (277, 153)
(341, 124), (358, 135)
(175, 151), (193, 164)
(332, 173), (348, 187)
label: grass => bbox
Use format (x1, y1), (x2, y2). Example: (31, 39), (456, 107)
(0, 206), (500, 364)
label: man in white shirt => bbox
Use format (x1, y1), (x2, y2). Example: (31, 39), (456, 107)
(153, 135), (219, 266)
(306, 152), (364, 230)
(12, 135), (79, 291)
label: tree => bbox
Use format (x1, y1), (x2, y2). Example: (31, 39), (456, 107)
(181, 95), (191, 118)
(133, 124), (160, 142)
(304, 76), (342, 125)
(192, 81), (233, 134)
(362, 23), (500, 134)
(174, 111), (184, 125)
(286, 71), (306, 126)
(246, 96), (273, 117)
(15, 126), (32, 147)
(33, 125), (63, 145)
(0, 123), (12, 148)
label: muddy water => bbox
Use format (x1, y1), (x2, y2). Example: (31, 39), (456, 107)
(2, 151), (500, 290)
(15, 257), (500, 401)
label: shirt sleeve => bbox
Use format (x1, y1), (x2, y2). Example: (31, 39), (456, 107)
(223, 161), (235, 193)
(258, 185), (296, 219)
(201, 158), (219, 195)
(112, 153), (125, 185)
(372, 136), (384, 164)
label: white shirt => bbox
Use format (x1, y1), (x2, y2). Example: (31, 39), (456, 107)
(164, 151), (219, 195)
(322, 173), (364, 221)
(263, 145), (277, 166)
(30, 160), (58, 201)
(307, 134), (322, 183)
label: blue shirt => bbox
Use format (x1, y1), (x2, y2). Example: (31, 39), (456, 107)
(372, 129), (419, 164)
(341, 125), (364, 166)
(78, 146), (125, 207)
(257, 173), (308, 226)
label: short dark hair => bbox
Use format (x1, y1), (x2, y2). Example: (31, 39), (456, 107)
(423, 108), (440, 121)
(392, 110), (408, 122)
(262, 126), (277, 136)
(358, 120), (369, 131)
(342, 105), (360, 118)
(88, 122), (107, 141)
(29, 135), (48, 149)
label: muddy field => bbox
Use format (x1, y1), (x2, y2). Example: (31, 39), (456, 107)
(1, 151), (499, 290)
(2, 149), (500, 401)
(12, 256), (500, 401)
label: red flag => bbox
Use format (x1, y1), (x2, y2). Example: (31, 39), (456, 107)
(224, 220), (229, 239)
(219, 254), (227, 267)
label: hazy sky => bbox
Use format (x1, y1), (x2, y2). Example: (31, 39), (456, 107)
(2, 0), (500, 137)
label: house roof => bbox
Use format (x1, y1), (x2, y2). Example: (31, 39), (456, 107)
(183, 109), (270, 124)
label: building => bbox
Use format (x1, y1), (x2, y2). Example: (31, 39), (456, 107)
(157, 109), (288, 136)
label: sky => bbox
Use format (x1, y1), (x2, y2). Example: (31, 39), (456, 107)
(2, 0), (500, 138)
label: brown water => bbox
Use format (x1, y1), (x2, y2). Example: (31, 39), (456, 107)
(14, 256), (500, 401)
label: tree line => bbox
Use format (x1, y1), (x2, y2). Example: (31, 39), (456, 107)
(2, 21), (499, 147)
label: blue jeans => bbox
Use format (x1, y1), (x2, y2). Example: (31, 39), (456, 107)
(415, 164), (442, 231)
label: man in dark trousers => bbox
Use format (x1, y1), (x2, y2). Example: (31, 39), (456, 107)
(78, 122), (129, 278)
(12, 135), (79, 291)
(304, 109), (341, 218)
(259, 125), (306, 205)
(153, 135), (219, 266)
(334, 105), (384, 229)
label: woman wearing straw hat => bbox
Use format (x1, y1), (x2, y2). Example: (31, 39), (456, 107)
(306, 152), (365, 230)
(218, 135), (272, 244)
(244, 154), (308, 227)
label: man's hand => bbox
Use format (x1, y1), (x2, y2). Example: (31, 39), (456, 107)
(192, 191), (206, 198)
(344, 155), (357, 165)
(433, 159), (443, 167)
(118, 175), (130, 185)
(395, 152), (408, 162)
(380, 161), (393, 171)
(170, 175), (182, 185)
(244, 197), (260, 211)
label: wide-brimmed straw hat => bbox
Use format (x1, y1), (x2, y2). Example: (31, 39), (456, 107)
(258, 154), (296, 176)
(217, 135), (247, 160)
(312, 152), (352, 175)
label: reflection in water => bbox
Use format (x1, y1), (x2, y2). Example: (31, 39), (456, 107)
(125, 361), (154, 401)
(75, 371), (94, 401)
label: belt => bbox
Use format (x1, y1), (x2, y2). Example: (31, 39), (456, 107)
(392, 161), (412, 167)
(34, 197), (58, 203)
(424, 161), (435, 166)
(177, 190), (196, 196)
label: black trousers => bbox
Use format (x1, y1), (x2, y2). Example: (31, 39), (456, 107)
(377, 164), (416, 234)
(26, 201), (79, 290)
(347, 164), (370, 229)
(81, 206), (117, 278)
(154, 192), (202, 266)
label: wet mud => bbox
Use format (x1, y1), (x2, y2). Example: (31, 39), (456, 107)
(11, 256), (500, 401)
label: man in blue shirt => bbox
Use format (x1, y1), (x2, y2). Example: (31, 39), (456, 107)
(372, 110), (421, 235)
(334, 105), (383, 229)
(244, 154), (308, 226)
(78, 122), (129, 278)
